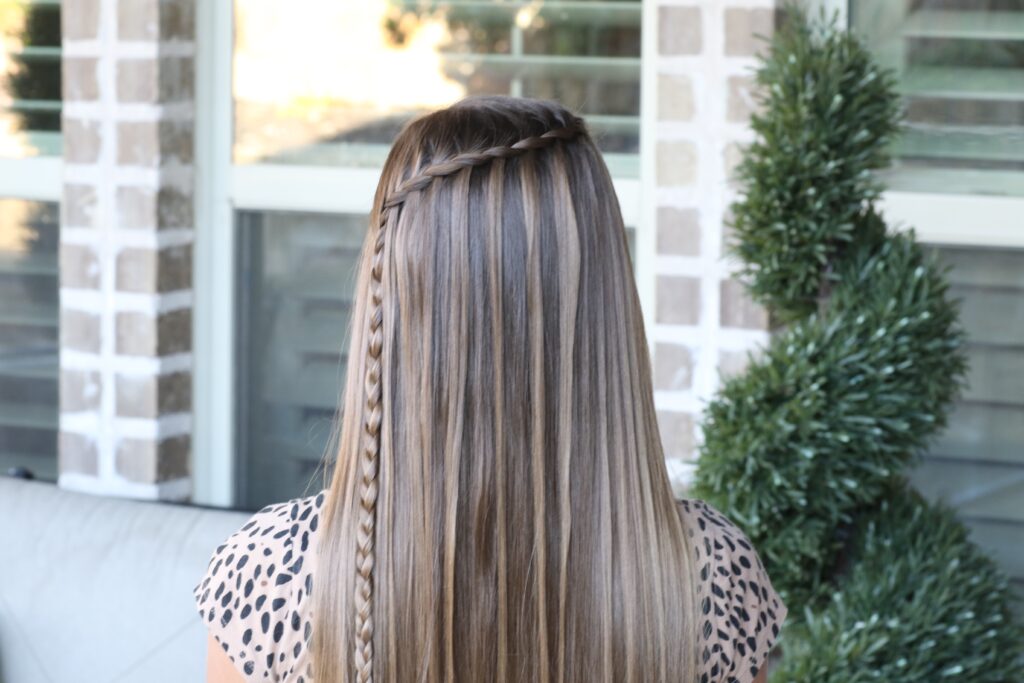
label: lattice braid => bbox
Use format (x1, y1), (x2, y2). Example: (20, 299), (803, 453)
(353, 118), (584, 683)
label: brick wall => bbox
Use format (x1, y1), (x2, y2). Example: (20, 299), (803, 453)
(59, 0), (195, 499)
(652, 1), (775, 494)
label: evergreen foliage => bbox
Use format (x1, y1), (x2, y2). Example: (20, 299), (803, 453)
(776, 489), (1024, 682)
(729, 8), (900, 322)
(692, 5), (1024, 680)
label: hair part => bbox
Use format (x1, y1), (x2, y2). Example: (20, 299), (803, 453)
(313, 95), (699, 682)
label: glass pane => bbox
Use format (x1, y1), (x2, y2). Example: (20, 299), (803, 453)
(851, 0), (1024, 196)
(0, 0), (62, 158)
(235, 209), (366, 510)
(0, 198), (58, 480)
(911, 244), (1024, 601)
(233, 0), (641, 176)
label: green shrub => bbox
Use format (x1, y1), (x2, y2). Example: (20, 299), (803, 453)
(694, 229), (965, 607)
(691, 4), (1024, 680)
(728, 8), (900, 323)
(775, 489), (1024, 682)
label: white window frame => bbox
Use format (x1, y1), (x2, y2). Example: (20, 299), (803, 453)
(192, 0), (652, 506)
(811, 0), (1024, 250)
(0, 158), (61, 202)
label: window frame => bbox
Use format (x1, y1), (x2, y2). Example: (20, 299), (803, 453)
(811, 0), (1024, 250)
(0, 158), (61, 201)
(192, 0), (653, 506)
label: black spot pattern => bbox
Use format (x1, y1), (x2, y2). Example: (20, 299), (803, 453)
(194, 491), (786, 682)
(193, 492), (323, 682)
(679, 498), (788, 683)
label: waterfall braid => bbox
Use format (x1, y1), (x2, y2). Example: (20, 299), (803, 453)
(313, 96), (700, 682)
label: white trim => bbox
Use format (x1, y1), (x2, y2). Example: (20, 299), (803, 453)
(637, 0), (658, 347)
(60, 288), (193, 314)
(191, 0), (236, 507)
(232, 165), (379, 214)
(58, 472), (192, 501)
(0, 157), (61, 201)
(61, 227), (195, 248)
(231, 163), (642, 225)
(881, 191), (1024, 249)
(614, 178), (640, 229)
(62, 349), (193, 374)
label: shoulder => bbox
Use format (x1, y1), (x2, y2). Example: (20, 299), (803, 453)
(193, 490), (327, 683)
(677, 497), (788, 683)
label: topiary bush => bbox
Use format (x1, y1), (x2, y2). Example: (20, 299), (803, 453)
(776, 488), (1024, 682)
(692, 5), (1024, 680)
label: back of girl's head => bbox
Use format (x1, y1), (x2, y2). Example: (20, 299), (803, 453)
(313, 95), (698, 682)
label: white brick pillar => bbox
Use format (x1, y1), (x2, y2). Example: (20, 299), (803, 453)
(652, 1), (777, 493)
(59, 0), (195, 499)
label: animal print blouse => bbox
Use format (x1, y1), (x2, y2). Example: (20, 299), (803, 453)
(193, 492), (787, 683)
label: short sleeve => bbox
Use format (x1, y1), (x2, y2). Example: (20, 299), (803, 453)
(193, 495), (321, 683)
(680, 499), (788, 683)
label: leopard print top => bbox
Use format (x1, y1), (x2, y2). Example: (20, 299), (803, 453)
(193, 492), (787, 682)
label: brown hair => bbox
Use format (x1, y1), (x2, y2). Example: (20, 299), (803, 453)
(313, 95), (698, 682)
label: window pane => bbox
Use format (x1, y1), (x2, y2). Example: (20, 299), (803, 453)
(0, 0), (62, 158)
(233, 0), (641, 176)
(911, 244), (1024, 606)
(235, 210), (638, 508)
(235, 210), (365, 510)
(851, 1), (1024, 196)
(0, 198), (58, 479)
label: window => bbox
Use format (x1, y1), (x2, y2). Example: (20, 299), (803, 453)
(851, 0), (1024, 196)
(847, 0), (1024, 607)
(195, 0), (646, 508)
(0, 199), (59, 479)
(0, 0), (62, 159)
(233, 0), (641, 176)
(0, 0), (61, 479)
(911, 245), (1024, 606)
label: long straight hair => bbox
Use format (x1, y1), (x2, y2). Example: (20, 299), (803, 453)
(312, 95), (699, 682)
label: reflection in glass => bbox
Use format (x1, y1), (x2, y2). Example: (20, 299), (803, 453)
(0, 199), (58, 479)
(852, 0), (1024, 196)
(235, 210), (366, 510)
(0, 0), (61, 158)
(233, 0), (641, 175)
(912, 245), (1024, 609)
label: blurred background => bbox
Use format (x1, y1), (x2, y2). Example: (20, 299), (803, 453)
(0, 0), (1021, 680)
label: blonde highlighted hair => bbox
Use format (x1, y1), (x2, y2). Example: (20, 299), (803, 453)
(313, 95), (699, 682)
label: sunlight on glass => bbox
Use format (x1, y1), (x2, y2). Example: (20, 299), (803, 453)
(0, 0), (61, 158)
(234, 0), (642, 173)
(234, 0), (466, 165)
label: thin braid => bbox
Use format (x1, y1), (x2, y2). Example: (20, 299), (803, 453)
(380, 119), (584, 215)
(352, 117), (583, 682)
(354, 219), (385, 683)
